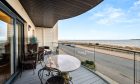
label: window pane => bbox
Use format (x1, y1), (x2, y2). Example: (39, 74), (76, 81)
(0, 11), (14, 83)
(15, 21), (23, 71)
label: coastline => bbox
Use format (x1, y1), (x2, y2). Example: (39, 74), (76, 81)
(60, 40), (140, 48)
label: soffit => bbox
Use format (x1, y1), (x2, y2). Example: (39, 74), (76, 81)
(19, 0), (103, 28)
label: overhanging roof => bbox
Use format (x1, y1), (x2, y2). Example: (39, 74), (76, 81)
(19, 0), (103, 28)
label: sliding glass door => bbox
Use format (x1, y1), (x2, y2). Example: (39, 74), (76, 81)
(0, 10), (14, 83)
(0, 6), (24, 84)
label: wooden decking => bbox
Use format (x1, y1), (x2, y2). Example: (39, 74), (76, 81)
(13, 63), (107, 84)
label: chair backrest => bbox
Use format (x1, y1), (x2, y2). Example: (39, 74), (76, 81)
(44, 46), (50, 49)
(38, 47), (44, 52)
(38, 47), (45, 61)
(26, 44), (38, 60)
(27, 44), (38, 53)
(46, 76), (65, 84)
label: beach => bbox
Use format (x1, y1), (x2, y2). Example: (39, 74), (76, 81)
(63, 40), (140, 48)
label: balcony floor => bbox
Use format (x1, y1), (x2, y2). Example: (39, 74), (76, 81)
(13, 61), (107, 84)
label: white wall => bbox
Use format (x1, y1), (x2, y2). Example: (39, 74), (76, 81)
(36, 23), (58, 49)
(6, 0), (36, 38)
(36, 28), (44, 46)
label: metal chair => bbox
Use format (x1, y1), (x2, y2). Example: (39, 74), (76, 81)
(38, 47), (45, 61)
(38, 66), (62, 84)
(45, 76), (65, 84)
(20, 52), (37, 76)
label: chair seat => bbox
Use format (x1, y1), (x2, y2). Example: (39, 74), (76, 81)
(46, 76), (65, 84)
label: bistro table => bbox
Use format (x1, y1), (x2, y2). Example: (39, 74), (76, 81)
(46, 54), (81, 83)
(47, 54), (81, 72)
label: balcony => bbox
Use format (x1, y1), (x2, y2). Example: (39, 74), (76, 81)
(1, 1), (140, 84)
(13, 46), (108, 84)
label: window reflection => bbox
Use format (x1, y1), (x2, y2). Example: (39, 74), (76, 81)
(15, 21), (23, 71)
(0, 11), (13, 83)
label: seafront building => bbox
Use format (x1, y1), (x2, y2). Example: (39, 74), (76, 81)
(0, 0), (140, 84)
(0, 0), (104, 84)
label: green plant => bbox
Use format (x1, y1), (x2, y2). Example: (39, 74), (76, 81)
(81, 61), (86, 65)
(88, 61), (94, 65)
(29, 36), (38, 44)
(81, 60), (96, 70)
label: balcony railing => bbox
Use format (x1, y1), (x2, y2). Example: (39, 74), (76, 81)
(59, 43), (140, 84)
(13, 43), (108, 84)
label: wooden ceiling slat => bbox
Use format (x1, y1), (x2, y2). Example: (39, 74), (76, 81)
(19, 0), (103, 28)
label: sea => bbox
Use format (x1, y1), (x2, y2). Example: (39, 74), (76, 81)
(64, 40), (140, 48)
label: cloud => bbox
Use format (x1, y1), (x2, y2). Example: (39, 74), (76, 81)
(89, 7), (125, 25)
(87, 27), (140, 40)
(89, 0), (140, 25)
(132, 0), (140, 10)
(87, 29), (130, 40)
(129, 0), (140, 15)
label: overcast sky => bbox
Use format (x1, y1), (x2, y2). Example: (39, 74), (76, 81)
(58, 0), (140, 40)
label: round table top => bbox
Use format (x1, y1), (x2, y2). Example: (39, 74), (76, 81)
(47, 54), (81, 72)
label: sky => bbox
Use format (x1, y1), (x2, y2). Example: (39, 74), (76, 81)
(0, 20), (7, 41)
(58, 0), (140, 40)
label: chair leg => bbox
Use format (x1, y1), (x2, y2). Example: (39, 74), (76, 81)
(38, 68), (43, 84)
(41, 69), (43, 80)
(32, 64), (35, 75)
(69, 77), (73, 84)
(20, 64), (24, 77)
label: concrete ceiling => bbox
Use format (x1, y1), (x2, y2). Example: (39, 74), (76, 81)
(19, 0), (103, 28)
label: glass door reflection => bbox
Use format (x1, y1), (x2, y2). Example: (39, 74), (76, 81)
(0, 10), (14, 83)
(15, 21), (24, 72)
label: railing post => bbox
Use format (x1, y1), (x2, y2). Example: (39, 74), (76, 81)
(94, 45), (95, 63)
(74, 46), (76, 57)
(134, 52), (135, 84)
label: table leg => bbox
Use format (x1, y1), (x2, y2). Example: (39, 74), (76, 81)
(62, 72), (72, 84)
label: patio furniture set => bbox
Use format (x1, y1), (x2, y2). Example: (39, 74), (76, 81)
(20, 44), (81, 84)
